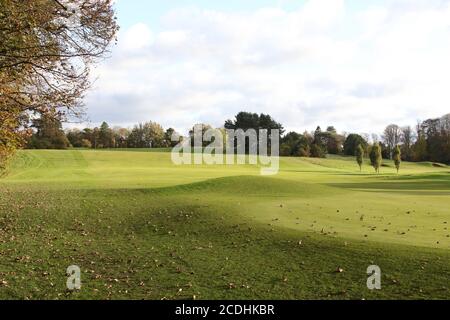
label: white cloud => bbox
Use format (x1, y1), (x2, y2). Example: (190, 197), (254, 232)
(84, 0), (450, 135)
(121, 23), (153, 51)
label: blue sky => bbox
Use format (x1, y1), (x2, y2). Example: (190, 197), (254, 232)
(115, 0), (385, 30)
(82, 0), (450, 135)
(116, 0), (307, 29)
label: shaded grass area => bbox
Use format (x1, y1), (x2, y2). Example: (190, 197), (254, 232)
(326, 172), (450, 198)
(328, 177), (450, 192)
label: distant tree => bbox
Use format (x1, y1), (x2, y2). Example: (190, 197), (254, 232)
(99, 122), (114, 148)
(324, 126), (344, 155)
(225, 112), (258, 131)
(314, 126), (322, 137)
(164, 128), (179, 147)
(378, 142), (390, 159)
(413, 114), (450, 164)
(369, 142), (382, 173)
(189, 124), (213, 148)
(400, 126), (415, 161)
(297, 144), (311, 157)
(412, 133), (428, 162)
(383, 124), (402, 159)
(92, 127), (100, 149)
(127, 124), (146, 148)
(393, 145), (401, 173)
(224, 112), (284, 153)
(112, 127), (130, 148)
(145, 122), (165, 148)
(280, 132), (311, 157)
(225, 111), (284, 132)
(80, 139), (92, 149)
(80, 128), (96, 148)
(356, 144), (364, 171)
(311, 126), (327, 158)
(310, 143), (326, 158)
(127, 122), (165, 148)
(66, 129), (84, 148)
(344, 134), (367, 156)
(326, 132), (344, 155)
(280, 143), (291, 156)
(28, 114), (70, 149)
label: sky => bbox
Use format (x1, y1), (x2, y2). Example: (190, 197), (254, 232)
(81, 0), (450, 135)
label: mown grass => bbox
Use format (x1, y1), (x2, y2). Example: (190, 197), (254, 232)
(0, 150), (449, 299)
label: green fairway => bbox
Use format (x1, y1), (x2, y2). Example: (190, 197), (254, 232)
(0, 149), (449, 299)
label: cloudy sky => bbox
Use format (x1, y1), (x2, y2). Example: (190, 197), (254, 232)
(81, 0), (450, 135)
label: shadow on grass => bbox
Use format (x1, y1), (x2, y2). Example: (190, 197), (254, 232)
(327, 173), (450, 195)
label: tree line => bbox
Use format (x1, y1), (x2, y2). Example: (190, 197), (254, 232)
(25, 111), (450, 166)
(27, 115), (179, 150)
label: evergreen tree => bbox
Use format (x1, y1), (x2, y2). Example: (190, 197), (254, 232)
(28, 115), (70, 150)
(356, 144), (364, 171)
(99, 122), (114, 148)
(343, 134), (368, 156)
(393, 145), (401, 173)
(311, 126), (327, 158)
(369, 142), (382, 173)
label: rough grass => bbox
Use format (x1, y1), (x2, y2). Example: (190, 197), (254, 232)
(0, 150), (449, 300)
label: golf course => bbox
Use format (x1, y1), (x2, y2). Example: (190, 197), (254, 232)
(0, 149), (448, 300)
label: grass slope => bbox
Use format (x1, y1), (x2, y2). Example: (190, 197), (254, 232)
(0, 150), (449, 300)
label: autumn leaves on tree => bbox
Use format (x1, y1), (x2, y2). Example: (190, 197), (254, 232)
(0, 0), (118, 169)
